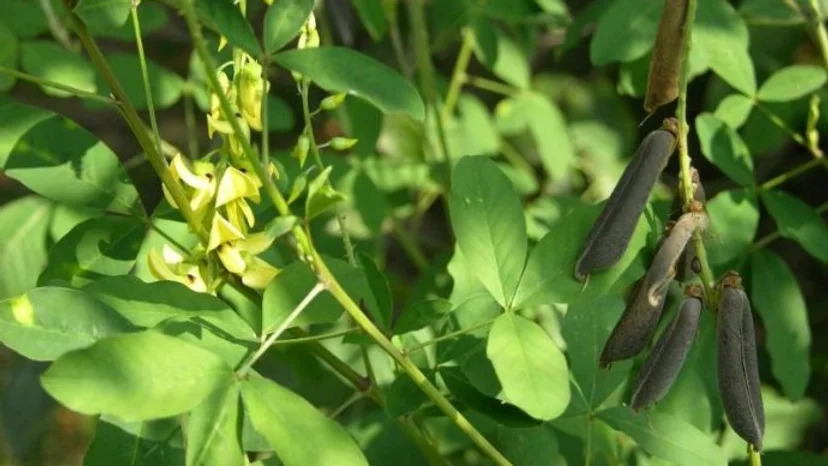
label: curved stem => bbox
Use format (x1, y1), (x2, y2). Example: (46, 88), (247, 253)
(675, 0), (716, 301)
(131, 6), (163, 158)
(442, 28), (474, 119)
(0, 66), (117, 105)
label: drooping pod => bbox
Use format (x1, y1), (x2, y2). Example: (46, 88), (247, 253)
(674, 167), (706, 281)
(717, 272), (764, 451)
(644, 0), (689, 114)
(599, 210), (708, 367)
(630, 285), (703, 412)
(575, 119), (679, 280)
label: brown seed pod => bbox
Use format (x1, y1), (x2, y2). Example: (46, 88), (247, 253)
(575, 120), (678, 280)
(717, 273), (764, 451)
(599, 211), (707, 366)
(644, 0), (689, 114)
(630, 286), (702, 412)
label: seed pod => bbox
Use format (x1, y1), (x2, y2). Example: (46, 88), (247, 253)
(717, 273), (764, 451)
(644, 0), (689, 114)
(630, 286), (702, 412)
(576, 120), (678, 280)
(599, 211), (708, 366)
(674, 168), (706, 282)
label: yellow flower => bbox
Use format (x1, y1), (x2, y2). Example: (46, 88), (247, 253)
(207, 71), (235, 139)
(237, 58), (268, 131)
(148, 244), (210, 293)
(162, 154), (216, 216)
(216, 165), (261, 231)
(207, 213), (245, 252)
(210, 224), (281, 288)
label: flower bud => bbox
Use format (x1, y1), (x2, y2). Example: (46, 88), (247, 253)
(292, 134), (310, 167)
(320, 93), (347, 111)
(330, 137), (358, 151)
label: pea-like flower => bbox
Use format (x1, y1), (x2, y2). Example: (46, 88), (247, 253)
(207, 214), (279, 289)
(237, 57), (268, 131)
(162, 153), (217, 219)
(148, 244), (211, 293)
(216, 165), (262, 232)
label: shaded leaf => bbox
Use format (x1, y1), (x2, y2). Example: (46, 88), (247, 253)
(20, 41), (96, 97)
(761, 190), (828, 264)
(84, 421), (184, 466)
(91, 53), (184, 110)
(0, 24), (17, 91)
(589, 0), (662, 65)
(757, 65), (827, 102)
(694, 0), (756, 95)
(0, 196), (52, 299)
(714, 94), (753, 129)
(263, 0), (314, 53)
(186, 382), (245, 466)
(351, 0), (387, 41)
(241, 373), (369, 466)
(393, 299), (452, 335)
(273, 47), (424, 120)
(705, 189), (759, 264)
(74, 0), (131, 31)
(695, 113), (754, 187)
(196, 0), (261, 57)
(750, 250), (810, 400)
(41, 331), (232, 421)
(0, 287), (133, 361)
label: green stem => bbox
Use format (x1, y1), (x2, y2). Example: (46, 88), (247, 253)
(0, 66), (117, 105)
(271, 328), (358, 345)
(131, 6), (163, 157)
(759, 157), (824, 190)
(406, 0), (452, 181)
(329, 391), (365, 419)
(183, 86), (199, 158)
(442, 28), (475, 119)
(748, 444), (762, 466)
(388, 13), (411, 78)
(465, 75), (520, 97)
(749, 200), (828, 251)
(405, 319), (496, 354)
(753, 102), (812, 150)
(675, 0), (716, 301)
(38, 0), (74, 50)
(261, 56), (270, 165)
(182, 3), (505, 461)
(238, 283), (325, 376)
(67, 9), (206, 242)
(808, 0), (828, 70)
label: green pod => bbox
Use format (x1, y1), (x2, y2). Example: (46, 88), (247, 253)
(717, 278), (764, 451)
(630, 290), (702, 411)
(576, 120), (678, 280)
(644, 0), (689, 114)
(599, 211), (707, 366)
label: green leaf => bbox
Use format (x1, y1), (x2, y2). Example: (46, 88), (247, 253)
(713, 94), (754, 129)
(160, 319), (253, 368)
(263, 0), (314, 53)
(91, 53), (184, 110)
(100, 2), (170, 41)
(196, 0), (261, 57)
(273, 47), (425, 120)
(5, 115), (143, 215)
(757, 65), (827, 102)
(385, 373), (430, 417)
(695, 113), (754, 187)
(440, 366), (540, 427)
(84, 275), (256, 340)
(41, 331), (232, 421)
(186, 382), (245, 466)
(357, 253), (393, 330)
(493, 425), (566, 466)
(84, 421), (184, 466)
(449, 156), (527, 307)
(589, 0), (662, 65)
(19, 40), (97, 97)
(0, 0), (49, 38)
(351, 0), (388, 41)
(761, 190), (828, 264)
(0, 97), (52, 167)
(598, 407), (727, 466)
(393, 299), (452, 335)
(446, 94), (500, 159)
(750, 250), (810, 400)
(705, 189), (759, 264)
(513, 202), (648, 308)
(486, 313), (570, 420)
(694, 0), (756, 95)
(74, 0), (131, 31)
(562, 295), (632, 412)
(306, 166), (346, 220)
(0, 196), (52, 299)
(262, 258), (378, 331)
(38, 216), (145, 288)
(497, 93), (574, 180)
(477, 28), (531, 89)
(241, 373), (369, 466)
(0, 24), (18, 92)
(0, 287), (133, 361)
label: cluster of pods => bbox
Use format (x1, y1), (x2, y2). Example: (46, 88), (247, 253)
(574, 120), (765, 451)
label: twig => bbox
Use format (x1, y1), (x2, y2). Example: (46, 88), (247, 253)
(0, 67), (117, 105)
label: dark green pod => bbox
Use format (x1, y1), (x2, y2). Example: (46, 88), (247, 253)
(599, 211), (707, 366)
(630, 290), (701, 411)
(717, 278), (764, 451)
(576, 121), (678, 280)
(644, 0), (689, 114)
(674, 168), (706, 282)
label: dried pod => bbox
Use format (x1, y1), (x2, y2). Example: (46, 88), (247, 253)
(630, 286), (702, 412)
(644, 0), (689, 114)
(576, 120), (678, 280)
(717, 274), (764, 451)
(599, 211), (707, 366)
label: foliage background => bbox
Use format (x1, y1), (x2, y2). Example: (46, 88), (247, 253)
(0, 0), (826, 465)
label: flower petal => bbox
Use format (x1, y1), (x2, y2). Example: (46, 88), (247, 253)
(218, 243), (247, 274)
(207, 214), (245, 251)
